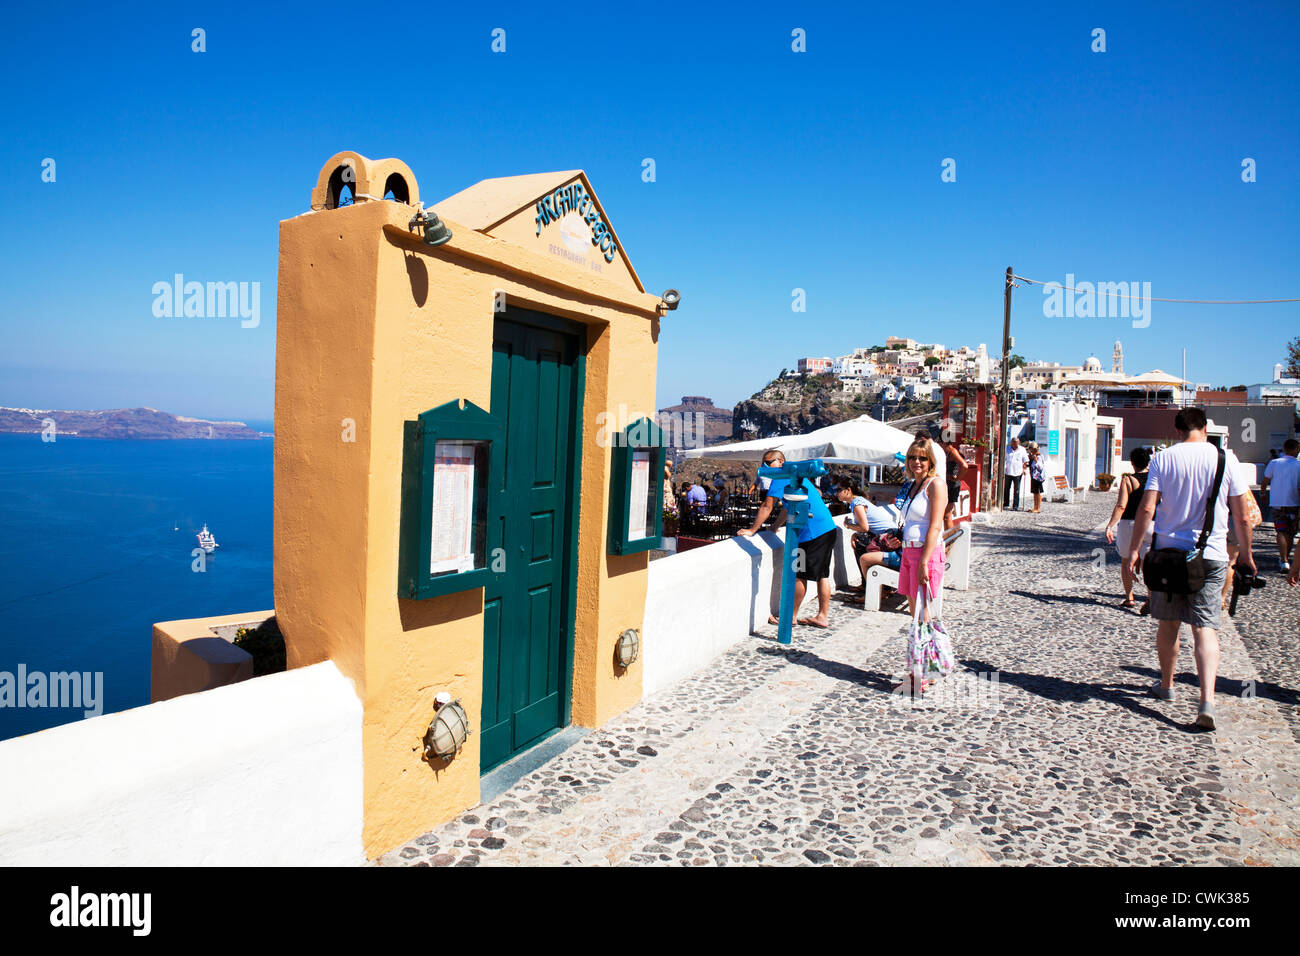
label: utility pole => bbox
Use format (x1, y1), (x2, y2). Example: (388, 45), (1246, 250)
(994, 266), (1014, 512)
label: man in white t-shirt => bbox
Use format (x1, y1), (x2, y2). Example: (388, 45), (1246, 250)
(1003, 437), (1029, 510)
(1126, 408), (1255, 731)
(1261, 439), (1300, 573)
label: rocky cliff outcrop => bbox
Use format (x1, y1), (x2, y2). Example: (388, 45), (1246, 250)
(732, 374), (877, 439)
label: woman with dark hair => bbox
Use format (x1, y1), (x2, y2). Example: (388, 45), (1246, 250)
(1104, 446), (1153, 612)
(836, 476), (903, 600)
(938, 437), (969, 529)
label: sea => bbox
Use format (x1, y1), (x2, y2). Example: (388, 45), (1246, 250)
(0, 433), (273, 741)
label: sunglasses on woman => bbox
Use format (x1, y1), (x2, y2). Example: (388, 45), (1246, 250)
(906, 455), (927, 462)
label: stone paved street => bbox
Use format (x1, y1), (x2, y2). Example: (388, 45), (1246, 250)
(1221, 513), (1300, 745)
(380, 494), (1300, 866)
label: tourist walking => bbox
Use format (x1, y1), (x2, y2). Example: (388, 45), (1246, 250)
(894, 438), (948, 690)
(1104, 446), (1154, 612)
(1026, 441), (1046, 513)
(1003, 437), (1028, 510)
(1261, 439), (1300, 574)
(1126, 408), (1256, 730)
(738, 449), (838, 629)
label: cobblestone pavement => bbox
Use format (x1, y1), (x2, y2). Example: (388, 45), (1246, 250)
(380, 494), (1300, 867)
(1219, 516), (1300, 744)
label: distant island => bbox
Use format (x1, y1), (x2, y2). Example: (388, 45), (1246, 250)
(0, 407), (269, 440)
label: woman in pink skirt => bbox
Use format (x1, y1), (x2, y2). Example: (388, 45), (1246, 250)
(896, 438), (947, 689)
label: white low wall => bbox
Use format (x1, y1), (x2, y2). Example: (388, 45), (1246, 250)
(0, 660), (363, 866)
(643, 523), (879, 697)
(643, 530), (784, 697)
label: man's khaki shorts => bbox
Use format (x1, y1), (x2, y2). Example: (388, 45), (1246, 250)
(1149, 560), (1229, 629)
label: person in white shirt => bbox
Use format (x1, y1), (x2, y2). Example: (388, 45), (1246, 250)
(1003, 437), (1029, 510)
(1261, 439), (1300, 573)
(1126, 408), (1256, 731)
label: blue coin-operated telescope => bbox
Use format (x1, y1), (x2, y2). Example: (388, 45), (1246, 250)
(892, 450), (911, 509)
(757, 457), (829, 645)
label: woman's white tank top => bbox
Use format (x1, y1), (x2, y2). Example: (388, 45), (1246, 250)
(901, 477), (934, 544)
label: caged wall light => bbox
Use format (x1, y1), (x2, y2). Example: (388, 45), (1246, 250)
(614, 628), (640, 669)
(424, 692), (471, 762)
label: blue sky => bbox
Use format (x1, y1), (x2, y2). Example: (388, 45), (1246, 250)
(1, 1), (1296, 421)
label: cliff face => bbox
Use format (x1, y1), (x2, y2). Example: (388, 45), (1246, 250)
(0, 407), (265, 440)
(732, 376), (943, 439)
(656, 396), (733, 449)
(732, 374), (877, 438)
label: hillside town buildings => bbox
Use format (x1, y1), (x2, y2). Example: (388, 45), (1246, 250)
(793, 337), (1298, 487)
(796, 340), (992, 403)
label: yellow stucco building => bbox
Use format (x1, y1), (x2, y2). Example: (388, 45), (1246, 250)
(263, 152), (668, 857)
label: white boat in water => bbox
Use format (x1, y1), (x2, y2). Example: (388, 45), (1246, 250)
(197, 524), (219, 553)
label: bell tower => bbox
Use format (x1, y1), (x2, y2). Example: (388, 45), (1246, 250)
(1112, 340), (1124, 374)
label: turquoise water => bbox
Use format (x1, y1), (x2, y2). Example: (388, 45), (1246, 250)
(0, 434), (273, 740)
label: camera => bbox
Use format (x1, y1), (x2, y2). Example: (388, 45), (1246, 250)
(1227, 565), (1266, 617)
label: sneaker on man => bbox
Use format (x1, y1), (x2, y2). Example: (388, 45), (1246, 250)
(1149, 681), (1175, 701)
(1282, 561), (1292, 573)
(1195, 702), (1216, 730)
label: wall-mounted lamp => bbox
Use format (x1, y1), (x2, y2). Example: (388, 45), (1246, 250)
(659, 289), (681, 311)
(408, 205), (453, 246)
(424, 691), (470, 761)
(615, 628), (641, 669)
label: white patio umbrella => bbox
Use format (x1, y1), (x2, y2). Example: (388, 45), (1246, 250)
(1125, 369), (1189, 403)
(681, 414), (916, 466)
(1126, 369), (1188, 387)
(1058, 370), (1127, 400)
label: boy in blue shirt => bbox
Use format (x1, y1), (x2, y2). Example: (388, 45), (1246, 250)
(738, 449), (838, 628)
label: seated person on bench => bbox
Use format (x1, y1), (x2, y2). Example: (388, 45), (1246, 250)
(834, 476), (903, 596)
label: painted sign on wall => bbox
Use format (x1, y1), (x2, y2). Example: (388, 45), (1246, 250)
(534, 182), (618, 263)
(1048, 429), (1060, 455)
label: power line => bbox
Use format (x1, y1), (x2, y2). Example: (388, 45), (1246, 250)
(1011, 275), (1300, 305)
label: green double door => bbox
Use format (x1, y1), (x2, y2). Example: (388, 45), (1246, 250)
(480, 310), (584, 773)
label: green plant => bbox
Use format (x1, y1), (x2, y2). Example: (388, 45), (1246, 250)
(234, 617), (286, 676)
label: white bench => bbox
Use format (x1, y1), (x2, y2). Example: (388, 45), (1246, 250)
(862, 524), (973, 612)
(1048, 474), (1074, 504)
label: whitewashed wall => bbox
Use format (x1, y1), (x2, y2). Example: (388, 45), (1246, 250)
(0, 661), (363, 866)
(643, 524), (865, 697)
(642, 530), (784, 697)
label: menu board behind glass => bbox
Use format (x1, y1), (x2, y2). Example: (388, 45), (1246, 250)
(429, 439), (489, 579)
(628, 449), (652, 539)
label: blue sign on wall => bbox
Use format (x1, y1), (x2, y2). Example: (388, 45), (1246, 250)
(1048, 429), (1060, 455)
